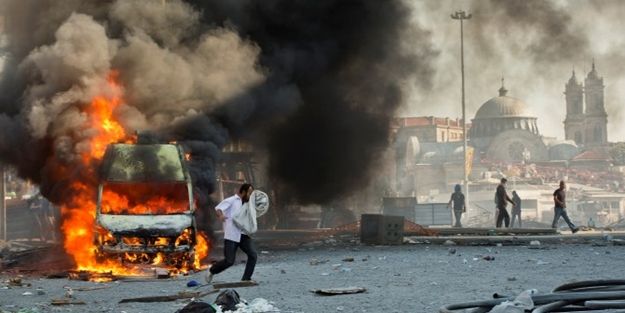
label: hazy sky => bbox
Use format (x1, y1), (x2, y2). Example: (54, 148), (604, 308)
(402, 0), (625, 142)
(2, 1), (625, 142)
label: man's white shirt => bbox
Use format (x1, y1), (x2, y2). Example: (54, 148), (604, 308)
(215, 194), (243, 243)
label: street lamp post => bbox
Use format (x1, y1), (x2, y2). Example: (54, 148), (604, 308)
(451, 10), (472, 212)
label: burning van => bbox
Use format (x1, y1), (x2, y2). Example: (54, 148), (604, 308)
(93, 143), (198, 268)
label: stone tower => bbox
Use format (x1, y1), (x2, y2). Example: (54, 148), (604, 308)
(564, 70), (585, 144)
(583, 62), (608, 145)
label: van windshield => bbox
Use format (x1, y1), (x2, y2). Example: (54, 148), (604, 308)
(100, 182), (190, 215)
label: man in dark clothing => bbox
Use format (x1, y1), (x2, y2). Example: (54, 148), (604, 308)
(552, 181), (579, 233)
(510, 191), (522, 228)
(447, 184), (466, 227)
(495, 178), (515, 228)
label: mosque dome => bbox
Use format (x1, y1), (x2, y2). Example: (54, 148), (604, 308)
(469, 81), (540, 142)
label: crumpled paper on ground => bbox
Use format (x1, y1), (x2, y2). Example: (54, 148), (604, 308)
(217, 298), (279, 313)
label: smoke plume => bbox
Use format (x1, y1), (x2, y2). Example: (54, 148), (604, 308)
(405, 0), (625, 141)
(0, 0), (434, 208)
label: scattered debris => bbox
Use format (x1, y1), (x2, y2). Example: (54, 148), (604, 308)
(64, 287), (74, 298)
(482, 255), (495, 261)
(312, 286), (367, 296)
(119, 290), (218, 304)
(443, 240), (457, 246)
(529, 240), (541, 246)
(507, 277), (517, 282)
(309, 258), (329, 266)
(489, 289), (536, 313)
(233, 298), (279, 313)
(46, 271), (69, 279)
(448, 248), (457, 255)
(612, 239), (625, 246)
(51, 299), (87, 306)
(403, 238), (417, 244)
(73, 285), (112, 292)
(7, 277), (31, 287)
(280, 269), (286, 274)
(155, 268), (171, 279)
(187, 280), (200, 287)
(214, 289), (241, 312)
(21, 291), (33, 296)
(341, 257), (355, 262)
(177, 301), (217, 313)
(68, 270), (115, 282)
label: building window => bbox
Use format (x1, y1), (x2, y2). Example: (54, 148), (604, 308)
(574, 131), (582, 144)
(594, 125), (602, 142)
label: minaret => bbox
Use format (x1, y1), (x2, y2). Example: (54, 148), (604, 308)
(498, 77), (508, 97)
(584, 61), (608, 145)
(564, 70), (585, 144)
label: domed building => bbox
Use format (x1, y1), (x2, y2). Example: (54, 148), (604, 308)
(469, 81), (548, 162)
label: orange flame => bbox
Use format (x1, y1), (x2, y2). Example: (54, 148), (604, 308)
(60, 71), (209, 277)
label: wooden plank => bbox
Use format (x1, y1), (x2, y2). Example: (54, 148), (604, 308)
(212, 280), (258, 289)
(74, 285), (112, 292)
(312, 286), (367, 296)
(51, 299), (86, 305)
(119, 290), (218, 304)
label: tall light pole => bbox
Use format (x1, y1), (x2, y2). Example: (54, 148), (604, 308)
(451, 10), (471, 211)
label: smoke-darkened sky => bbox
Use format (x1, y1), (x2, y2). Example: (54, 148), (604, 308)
(0, 0), (624, 206)
(403, 0), (625, 142)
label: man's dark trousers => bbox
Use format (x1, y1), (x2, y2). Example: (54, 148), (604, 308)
(510, 210), (522, 228)
(551, 207), (576, 230)
(496, 206), (510, 228)
(209, 234), (257, 280)
(453, 210), (463, 227)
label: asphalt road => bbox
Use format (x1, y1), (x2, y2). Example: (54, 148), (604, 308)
(1, 241), (624, 312)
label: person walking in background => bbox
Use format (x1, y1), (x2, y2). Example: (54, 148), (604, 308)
(552, 181), (579, 233)
(495, 178), (515, 228)
(447, 184), (466, 228)
(510, 191), (522, 228)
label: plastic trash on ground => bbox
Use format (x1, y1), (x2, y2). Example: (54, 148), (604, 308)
(488, 289), (536, 313)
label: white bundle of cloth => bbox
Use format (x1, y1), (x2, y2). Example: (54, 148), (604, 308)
(233, 190), (269, 235)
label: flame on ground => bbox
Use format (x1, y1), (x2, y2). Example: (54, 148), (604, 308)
(60, 71), (209, 277)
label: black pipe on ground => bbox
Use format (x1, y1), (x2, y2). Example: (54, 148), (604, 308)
(440, 280), (625, 313)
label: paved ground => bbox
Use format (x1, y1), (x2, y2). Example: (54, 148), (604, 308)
(0, 240), (624, 313)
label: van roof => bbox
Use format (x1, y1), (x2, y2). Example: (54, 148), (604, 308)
(100, 144), (187, 182)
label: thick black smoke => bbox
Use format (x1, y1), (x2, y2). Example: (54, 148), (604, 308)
(185, 0), (437, 204)
(0, 0), (436, 209)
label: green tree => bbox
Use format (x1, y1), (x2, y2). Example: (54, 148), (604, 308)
(610, 142), (625, 165)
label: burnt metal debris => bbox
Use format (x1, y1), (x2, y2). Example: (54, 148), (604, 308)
(94, 143), (197, 266)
